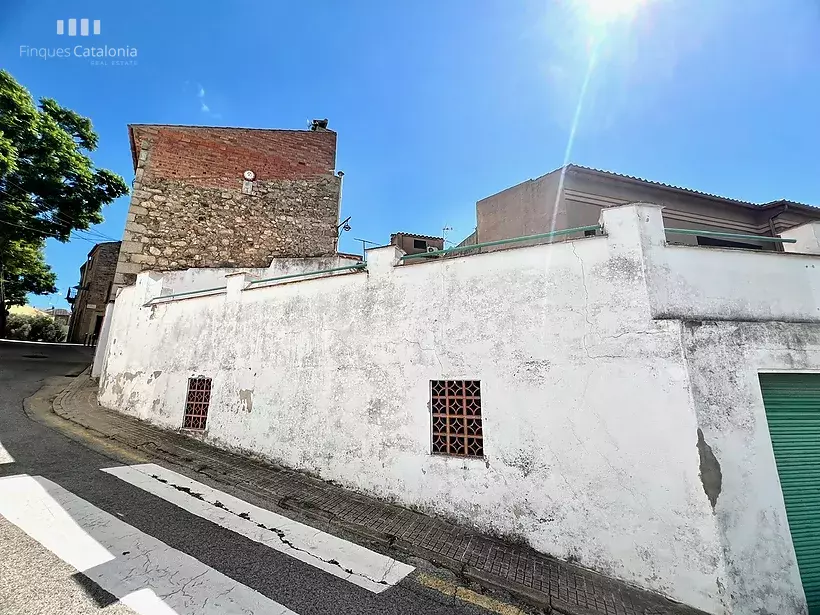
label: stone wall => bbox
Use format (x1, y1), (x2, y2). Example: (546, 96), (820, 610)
(113, 125), (341, 289)
(68, 241), (120, 343)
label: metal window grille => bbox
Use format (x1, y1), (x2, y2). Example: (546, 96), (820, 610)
(183, 377), (211, 430)
(431, 380), (483, 457)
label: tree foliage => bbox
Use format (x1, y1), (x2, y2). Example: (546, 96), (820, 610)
(0, 69), (128, 335)
(6, 313), (66, 342)
(3, 239), (57, 306)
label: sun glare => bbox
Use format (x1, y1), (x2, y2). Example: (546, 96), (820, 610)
(578, 0), (649, 23)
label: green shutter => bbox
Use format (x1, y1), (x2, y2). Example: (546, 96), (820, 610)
(759, 373), (820, 614)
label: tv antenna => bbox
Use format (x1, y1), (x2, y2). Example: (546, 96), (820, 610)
(442, 225), (454, 247)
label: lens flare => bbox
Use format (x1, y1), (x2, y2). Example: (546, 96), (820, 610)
(578, 0), (649, 23)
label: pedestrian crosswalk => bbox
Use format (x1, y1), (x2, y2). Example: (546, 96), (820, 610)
(0, 440), (13, 464)
(0, 464), (417, 615)
(0, 473), (298, 615)
(102, 463), (414, 593)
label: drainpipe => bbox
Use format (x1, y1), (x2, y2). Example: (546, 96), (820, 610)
(768, 204), (789, 253)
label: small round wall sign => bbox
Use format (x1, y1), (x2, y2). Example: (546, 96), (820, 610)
(243, 170), (256, 181)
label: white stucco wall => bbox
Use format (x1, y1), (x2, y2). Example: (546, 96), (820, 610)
(100, 205), (727, 613)
(91, 302), (115, 378)
(683, 322), (820, 615)
(156, 254), (361, 295)
(99, 203), (820, 614)
(783, 221), (820, 256)
(646, 244), (820, 323)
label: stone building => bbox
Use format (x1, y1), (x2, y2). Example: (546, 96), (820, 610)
(67, 241), (121, 344)
(43, 308), (70, 326)
(113, 122), (342, 292)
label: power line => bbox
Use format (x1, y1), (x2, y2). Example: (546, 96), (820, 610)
(0, 180), (119, 244)
(41, 213), (118, 243)
(0, 218), (96, 244)
(50, 218), (119, 243)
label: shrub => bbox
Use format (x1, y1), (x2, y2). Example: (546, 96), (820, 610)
(6, 313), (67, 342)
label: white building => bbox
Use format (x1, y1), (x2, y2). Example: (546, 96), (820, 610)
(97, 204), (820, 615)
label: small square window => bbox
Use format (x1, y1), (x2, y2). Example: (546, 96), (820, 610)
(413, 239), (428, 250)
(183, 377), (212, 430)
(430, 380), (483, 457)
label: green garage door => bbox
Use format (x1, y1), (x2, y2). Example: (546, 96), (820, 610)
(759, 373), (820, 614)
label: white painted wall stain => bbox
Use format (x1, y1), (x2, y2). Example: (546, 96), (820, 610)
(98, 204), (820, 615)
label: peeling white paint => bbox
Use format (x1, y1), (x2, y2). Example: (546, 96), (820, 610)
(0, 474), (298, 615)
(102, 463), (414, 592)
(98, 203), (820, 615)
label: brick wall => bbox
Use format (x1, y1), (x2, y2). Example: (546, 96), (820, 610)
(113, 125), (341, 289)
(68, 241), (120, 343)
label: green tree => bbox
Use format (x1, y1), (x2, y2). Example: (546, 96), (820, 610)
(0, 69), (128, 336)
(1, 239), (57, 309)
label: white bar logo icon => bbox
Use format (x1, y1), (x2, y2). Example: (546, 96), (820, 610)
(57, 19), (101, 36)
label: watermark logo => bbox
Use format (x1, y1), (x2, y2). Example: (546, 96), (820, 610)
(56, 19), (101, 36)
(19, 18), (137, 66)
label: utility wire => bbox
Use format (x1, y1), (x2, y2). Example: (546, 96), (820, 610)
(0, 181), (118, 243)
(0, 174), (117, 237)
(0, 217), (96, 244)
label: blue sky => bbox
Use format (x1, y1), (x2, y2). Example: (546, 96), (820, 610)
(1, 0), (819, 308)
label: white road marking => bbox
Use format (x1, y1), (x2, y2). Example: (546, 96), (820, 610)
(0, 474), (298, 615)
(0, 440), (14, 464)
(103, 463), (415, 593)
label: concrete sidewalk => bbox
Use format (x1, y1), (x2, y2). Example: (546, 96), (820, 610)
(48, 373), (708, 615)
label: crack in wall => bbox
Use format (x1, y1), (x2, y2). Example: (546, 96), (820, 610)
(403, 338), (444, 372)
(571, 243), (594, 359)
(149, 474), (390, 585)
(571, 242), (668, 360)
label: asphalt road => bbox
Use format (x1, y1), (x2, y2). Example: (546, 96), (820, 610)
(0, 341), (495, 615)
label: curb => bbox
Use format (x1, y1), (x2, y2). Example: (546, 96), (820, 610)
(274, 498), (555, 612)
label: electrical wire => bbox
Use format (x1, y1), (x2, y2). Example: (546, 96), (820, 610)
(0, 217), (96, 244)
(0, 178), (119, 243)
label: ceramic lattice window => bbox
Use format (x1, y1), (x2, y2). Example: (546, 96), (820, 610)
(183, 377), (212, 430)
(430, 380), (483, 457)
